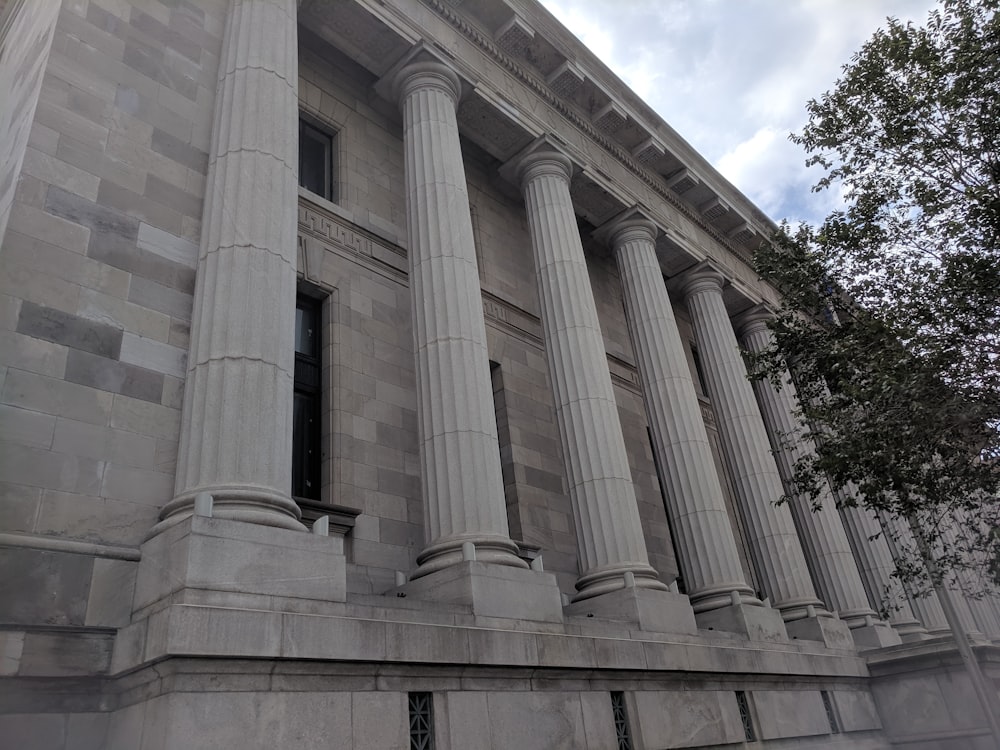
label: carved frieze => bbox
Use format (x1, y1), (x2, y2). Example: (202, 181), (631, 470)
(297, 199), (408, 283)
(607, 354), (642, 394)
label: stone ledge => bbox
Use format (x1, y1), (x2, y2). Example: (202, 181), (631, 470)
(111, 603), (873, 680)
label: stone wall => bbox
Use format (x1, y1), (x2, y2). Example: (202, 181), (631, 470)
(0, 0), (224, 665)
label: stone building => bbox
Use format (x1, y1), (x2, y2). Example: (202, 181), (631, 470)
(1, 0), (999, 747)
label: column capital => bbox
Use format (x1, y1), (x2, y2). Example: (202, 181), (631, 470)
(594, 206), (660, 250)
(499, 135), (576, 191)
(677, 261), (727, 299)
(375, 43), (467, 111)
(735, 303), (777, 339)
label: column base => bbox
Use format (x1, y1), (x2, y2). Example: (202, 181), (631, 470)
(563, 587), (698, 634)
(849, 621), (904, 650)
(396, 561), (564, 623)
(133, 514), (347, 617)
(695, 602), (788, 642)
(894, 622), (932, 643)
(411, 536), (528, 579)
(786, 614), (855, 649)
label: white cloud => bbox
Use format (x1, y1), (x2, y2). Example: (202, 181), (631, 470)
(538, 0), (938, 223)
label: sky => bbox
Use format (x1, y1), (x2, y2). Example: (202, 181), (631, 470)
(537, 0), (938, 226)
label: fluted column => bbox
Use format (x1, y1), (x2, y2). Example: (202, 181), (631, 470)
(681, 269), (824, 621)
(881, 513), (951, 635)
(162, 0), (303, 531)
(511, 148), (666, 601)
(392, 60), (524, 577)
(606, 214), (757, 612)
(952, 509), (1000, 639)
(837, 498), (926, 639)
(739, 314), (886, 628)
(940, 518), (998, 639)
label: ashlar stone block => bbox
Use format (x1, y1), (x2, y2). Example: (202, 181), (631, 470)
(397, 560), (564, 623)
(132, 515), (346, 614)
(695, 601), (788, 642)
(785, 614), (855, 650)
(563, 586), (697, 634)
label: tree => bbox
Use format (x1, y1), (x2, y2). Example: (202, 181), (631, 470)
(750, 0), (1000, 601)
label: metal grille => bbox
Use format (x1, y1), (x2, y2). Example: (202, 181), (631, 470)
(736, 690), (756, 742)
(408, 692), (435, 750)
(611, 691), (633, 750)
(821, 691), (840, 733)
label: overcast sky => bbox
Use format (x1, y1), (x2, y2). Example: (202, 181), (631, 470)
(537, 0), (938, 226)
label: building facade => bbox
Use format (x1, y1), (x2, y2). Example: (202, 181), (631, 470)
(1, 0), (999, 747)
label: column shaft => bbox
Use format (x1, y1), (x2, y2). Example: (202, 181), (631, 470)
(394, 62), (523, 576)
(166, 0), (302, 530)
(611, 219), (757, 612)
(515, 152), (665, 601)
(881, 513), (951, 634)
(952, 509), (1000, 639)
(740, 317), (879, 626)
(940, 519), (998, 638)
(838, 499), (926, 638)
(682, 271), (823, 620)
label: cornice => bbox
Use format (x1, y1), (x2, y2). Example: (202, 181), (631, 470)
(420, 0), (760, 271)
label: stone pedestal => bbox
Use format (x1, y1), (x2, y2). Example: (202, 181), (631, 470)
(696, 600), (789, 643)
(380, 47), (525, 577)
(564, 587), (698, 634)
(502, 139), (667, 603)
(786, 614), (855, 649)
(397, 561), (564, 623)
(162, 0), (304, 532)
(681, 267), (825, 622)
(599, 210), (758, 615)
(132, 513), (347, 618)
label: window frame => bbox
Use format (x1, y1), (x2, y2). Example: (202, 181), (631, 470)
(292, 293), (324, 501)
(298, 114), (337, 203)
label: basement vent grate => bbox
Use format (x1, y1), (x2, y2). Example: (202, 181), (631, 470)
(611, 691), (633, 750)
(408, 692), (435, 750)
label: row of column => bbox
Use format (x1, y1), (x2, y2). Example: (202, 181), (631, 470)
(166, 3), (999, 640)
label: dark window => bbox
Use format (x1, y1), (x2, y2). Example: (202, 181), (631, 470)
(611, 691), (633, 750)
(292, 295), (322, 500)
(299, 118), (336, 201)
(821, 691), (840, 734)
(489, 361), (521, 536)
(736, 690), (756, 742)
(408, 692), (435, 750)
(690, 344), (709, 395)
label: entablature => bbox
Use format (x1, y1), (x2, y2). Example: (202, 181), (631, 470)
(298, 0), (781, 311)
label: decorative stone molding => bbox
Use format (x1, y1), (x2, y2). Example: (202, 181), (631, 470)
(593, 100), (628, 134)
(482, 291), (544, 346)
(297, 199), (408, 282)
(546, 60), (585, 98)
(420, 0), (767, 269)
(701, 197), (731, 221)
(632, 137), (666, 165)
(666, 168), (701, 194)
(495, 14), (534, 56)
